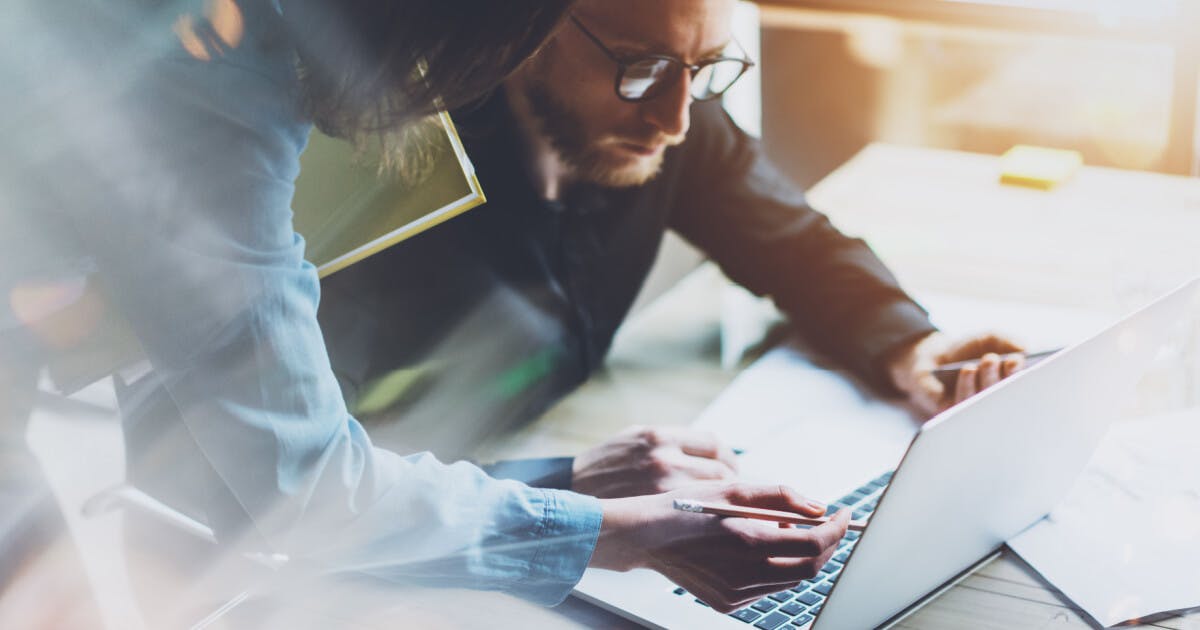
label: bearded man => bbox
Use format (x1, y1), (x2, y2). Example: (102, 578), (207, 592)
(318, 0), (1026, 500)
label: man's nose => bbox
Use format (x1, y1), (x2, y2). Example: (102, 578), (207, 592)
(640, 70), (692, 138)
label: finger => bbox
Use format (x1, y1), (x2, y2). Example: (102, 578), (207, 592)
(724, 484), (827, 517)
(976, 353), (1002, 390)
(677, 431), (741, 473)
(915, 372), (944, 401)
(765, 541), (840, 582)
(811, 509), (850, 552)
(911, 373), (945, 417)
(954, 364), (978, 403)
(750, 509), (849, 558)
(728, 581), (805, 607)
(758, 556), (825, 584)
(694, 581), (803, 615)
(673, 577), (736, 614)
(984, 334), (1025, 355)
(671, 453), (738, 482)
(1001, 354), (1025, 379)
(940, 334), (1025, 363)
(668, 560), (802, 613)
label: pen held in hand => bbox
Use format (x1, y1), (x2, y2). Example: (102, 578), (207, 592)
(673, 499), (868, 532)
(932, 348), (1061, 390)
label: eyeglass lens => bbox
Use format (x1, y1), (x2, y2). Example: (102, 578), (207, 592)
(618, 58), (747, 101)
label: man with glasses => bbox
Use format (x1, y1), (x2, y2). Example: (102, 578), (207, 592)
(320, 0), (1025, 502)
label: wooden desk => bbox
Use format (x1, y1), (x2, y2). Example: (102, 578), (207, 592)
(475, 145), (1200, 629)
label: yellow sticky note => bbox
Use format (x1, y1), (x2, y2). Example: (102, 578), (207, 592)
(999, 145), (1083, 190)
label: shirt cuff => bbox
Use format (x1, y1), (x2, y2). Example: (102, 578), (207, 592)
(509, 488), (603, 606)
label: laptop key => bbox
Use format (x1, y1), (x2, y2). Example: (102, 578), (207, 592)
(752, 599), (778, 613)
(797, 591), (821, 606)
(673, 587), (686, 596)
(791, 613), (815, 626)
(845, 531), (860, 541)
(730, 608), (761, 623)
(695, 598), (710, 607)
(814, 581), (834, 595)
(753, 611), (791, 630)
(768, 591), (794, 603)
(833, 551), (849, 563)
(780, 601), (807, 616)
(852, 510), (869, 520)
(820, 561), (838, 574)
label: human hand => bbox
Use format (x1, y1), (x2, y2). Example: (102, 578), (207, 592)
(572, 425), (739, 499)
(590, 483), (848, 613)
(888, 332), (1026, 418)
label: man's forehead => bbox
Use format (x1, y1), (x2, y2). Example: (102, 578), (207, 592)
(574, 0), (735, 58)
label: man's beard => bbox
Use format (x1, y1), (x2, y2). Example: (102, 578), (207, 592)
(523, 79), (679, 189)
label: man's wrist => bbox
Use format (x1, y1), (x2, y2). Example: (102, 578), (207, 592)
(591, 497), (650, 572)
(883, 331), (942, 394)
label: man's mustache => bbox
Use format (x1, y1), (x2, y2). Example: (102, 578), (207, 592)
(601, 130), (686, 149)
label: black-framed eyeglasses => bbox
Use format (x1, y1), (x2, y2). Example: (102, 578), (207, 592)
(569, 16), (755, 103)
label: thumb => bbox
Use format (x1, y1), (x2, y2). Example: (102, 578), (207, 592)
(915, 372), (944, 401)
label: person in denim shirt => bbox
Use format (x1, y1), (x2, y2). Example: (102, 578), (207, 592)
(0, 0), (847, 622)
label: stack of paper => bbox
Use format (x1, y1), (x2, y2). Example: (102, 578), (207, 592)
(1008, 407), (1200, 626)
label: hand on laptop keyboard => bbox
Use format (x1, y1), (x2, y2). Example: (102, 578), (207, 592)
(590, 483), (849, 613)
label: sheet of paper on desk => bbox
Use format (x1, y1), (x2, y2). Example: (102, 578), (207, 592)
(1008, 407), (1200, 627)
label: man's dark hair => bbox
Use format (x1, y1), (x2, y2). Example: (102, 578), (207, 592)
(283, 0), (574, 140)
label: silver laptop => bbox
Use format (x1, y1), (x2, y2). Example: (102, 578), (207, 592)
(574, 278), (1198, 630)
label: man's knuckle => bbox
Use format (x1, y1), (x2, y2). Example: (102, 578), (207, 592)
(725, 482), (752, 500)
(736, 528), (766, 553)
(711, 600), (737, 614)
(644, 450), (672, 476)
(791, 532), (820, 556)
(800, 560), (822, 580)
(639, 427), (662, 446)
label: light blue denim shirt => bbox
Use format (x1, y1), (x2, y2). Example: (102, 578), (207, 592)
(0, 0), (601, 605)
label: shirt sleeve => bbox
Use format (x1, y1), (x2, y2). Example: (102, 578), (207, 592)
(54, 15), (601, 605)
(668, 102), (937, 390)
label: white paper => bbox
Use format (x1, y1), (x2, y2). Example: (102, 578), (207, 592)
(1008, 407), (1200, 627)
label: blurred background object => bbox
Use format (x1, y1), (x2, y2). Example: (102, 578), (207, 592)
(753, 0), (1200, 187)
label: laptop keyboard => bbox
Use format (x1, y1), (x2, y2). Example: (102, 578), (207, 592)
(670, 470), (893, 629)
